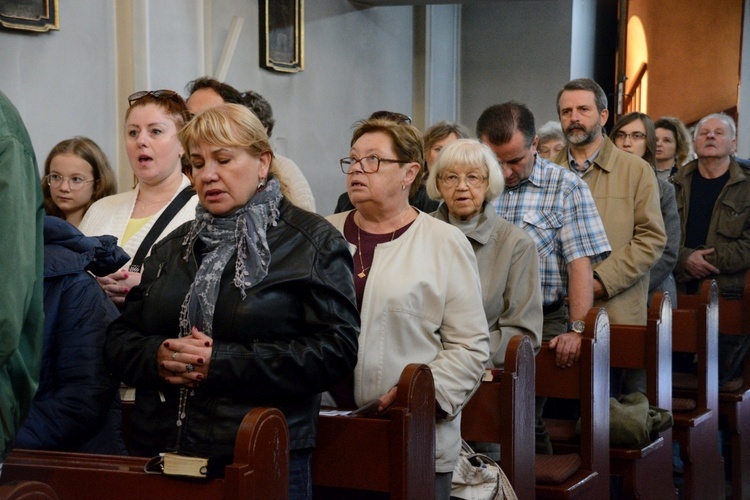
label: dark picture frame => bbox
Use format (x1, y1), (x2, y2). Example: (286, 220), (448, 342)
(259, 0), (304, 73)
(0, 0), (58, 32)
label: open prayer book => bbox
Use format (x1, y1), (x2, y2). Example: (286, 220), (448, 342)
(319, 399), (380, 417)
(483, 368), (502, 382)
(162, 452), (209, 478)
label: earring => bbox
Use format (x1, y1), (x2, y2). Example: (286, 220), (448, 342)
(401, 182), (406, 191)
(257, 178), (266, 192)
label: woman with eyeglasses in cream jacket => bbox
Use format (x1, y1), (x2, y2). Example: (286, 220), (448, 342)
(326, 118), (490, 499)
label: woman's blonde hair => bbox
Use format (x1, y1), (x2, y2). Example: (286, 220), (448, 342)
(178, 103), (286, 192)
(42, 136), (117, 219)
(425, 138), (504, 201)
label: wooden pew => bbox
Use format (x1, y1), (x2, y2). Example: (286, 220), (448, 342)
(677, 273), (750, 500)
(0, 480), (58, 499)
(312, 363), (435, 499)
(670, 280), (725, 499)
(460, 334), (536, 500)
(534, 307), (610, 499)
(608, 292), (677, 499)
(0, 407), (289, 500)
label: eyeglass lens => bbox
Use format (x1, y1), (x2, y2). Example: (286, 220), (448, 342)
(47, 174), (93, 190)
(440, 173), (486, 187)
(615, 131), (646, 140)
(341, 156), (381, 173)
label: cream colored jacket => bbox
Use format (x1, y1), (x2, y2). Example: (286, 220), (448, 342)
(79, 174), (198, 269)
(327, 210), (490, 472)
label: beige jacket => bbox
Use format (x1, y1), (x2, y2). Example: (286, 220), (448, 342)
(555, 137), (666, 325)
(433, 203), (542, 366)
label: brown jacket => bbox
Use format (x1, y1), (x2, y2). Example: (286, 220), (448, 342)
(672, 158), (750, 295)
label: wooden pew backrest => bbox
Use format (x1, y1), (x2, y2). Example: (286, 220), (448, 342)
(461, 335), (535, 499)
(312, 363), (436, 500)
(1, 407), (289, 500)
(535, 307), (610, 499)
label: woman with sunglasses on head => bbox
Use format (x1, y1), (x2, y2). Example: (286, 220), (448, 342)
(326, 118), (489, 498)
(79, 90), (198, 306)
(42, 137), (117, 227)
(105, 104), (359, 499)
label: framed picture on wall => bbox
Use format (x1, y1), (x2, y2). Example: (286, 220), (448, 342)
(259, 0), (304, 73)
(0, 0), (59, 32)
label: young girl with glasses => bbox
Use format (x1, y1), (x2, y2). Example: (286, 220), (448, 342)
(42, 136), (117, 227)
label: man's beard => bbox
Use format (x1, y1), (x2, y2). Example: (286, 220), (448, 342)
(565, 123), (601, 146)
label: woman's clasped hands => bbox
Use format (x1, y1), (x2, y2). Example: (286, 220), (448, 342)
(159, 327), (213, 387)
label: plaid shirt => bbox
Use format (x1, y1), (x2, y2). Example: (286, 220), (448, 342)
(491, 156), (610, 305)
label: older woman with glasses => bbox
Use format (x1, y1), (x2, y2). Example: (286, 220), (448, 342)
(79, 90), (199, 306)
(42, 137), (117, 227)
(105, 104), (359, 499)
(326, 118), (490, 499)
(334, 110), (441, 214)
(426, 139), (542, 367)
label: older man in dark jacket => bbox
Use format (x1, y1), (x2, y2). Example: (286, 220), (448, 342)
(673, 112), (750, 389)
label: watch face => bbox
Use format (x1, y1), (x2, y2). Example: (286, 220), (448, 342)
(571, 320), (585, 333)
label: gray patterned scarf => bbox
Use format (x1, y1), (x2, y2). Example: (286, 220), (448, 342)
(178, 177), (282, 337)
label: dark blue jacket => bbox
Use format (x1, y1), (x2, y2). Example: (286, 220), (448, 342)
(14, 216), (129, 454)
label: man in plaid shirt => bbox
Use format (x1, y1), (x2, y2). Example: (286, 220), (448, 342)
(477, 101), (610, 453)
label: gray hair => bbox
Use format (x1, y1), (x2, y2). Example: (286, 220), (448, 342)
(557, 78), (608, 115)
(425, 139), (505, 202)
(537, 120), (564, 143)
(694, 112), (736, 140)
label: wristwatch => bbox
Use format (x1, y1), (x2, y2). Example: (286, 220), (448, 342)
(568, 320), (585, 334)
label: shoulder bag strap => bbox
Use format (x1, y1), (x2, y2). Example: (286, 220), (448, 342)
(128, 187), (195, 273)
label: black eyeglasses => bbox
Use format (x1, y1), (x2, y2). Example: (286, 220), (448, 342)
(369, 111), (412, 125)
(128, 89), (187, 108)
(340, 155), (411, 174)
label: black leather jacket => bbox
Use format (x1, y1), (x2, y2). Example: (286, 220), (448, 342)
(106, 200), (360, 457)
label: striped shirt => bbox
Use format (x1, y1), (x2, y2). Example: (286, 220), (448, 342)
(492, 156), (610, 305)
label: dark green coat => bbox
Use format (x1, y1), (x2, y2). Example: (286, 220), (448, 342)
(0, 90), (44, 460)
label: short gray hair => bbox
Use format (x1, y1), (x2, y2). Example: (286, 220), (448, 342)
(425, 139), (505, 202)
(537, 120), (564, 143)
(694, 112), (736, 140)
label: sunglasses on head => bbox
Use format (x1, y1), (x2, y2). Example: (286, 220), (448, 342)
(369, 110), (412, 125)
(127, 89), (187, 108)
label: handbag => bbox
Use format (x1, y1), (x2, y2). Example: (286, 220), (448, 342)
(451, 440), (518, 500)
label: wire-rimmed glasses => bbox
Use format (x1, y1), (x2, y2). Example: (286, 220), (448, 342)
(46, 173), (95, 191)
(438, 172), (487, 188)
(613, 131), (646, 141)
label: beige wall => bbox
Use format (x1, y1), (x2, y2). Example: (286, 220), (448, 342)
(628, 0), (743, 124)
